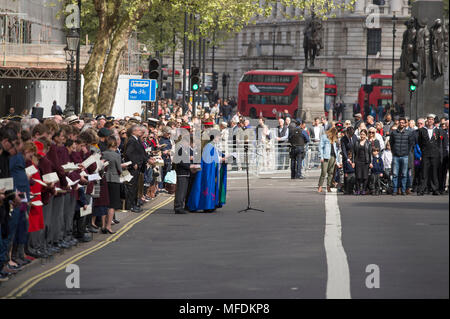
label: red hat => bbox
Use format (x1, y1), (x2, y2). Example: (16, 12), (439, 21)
(34, 140), (46, 157)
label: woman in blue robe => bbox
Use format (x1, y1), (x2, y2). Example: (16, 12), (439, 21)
(187, 139), (227, 212)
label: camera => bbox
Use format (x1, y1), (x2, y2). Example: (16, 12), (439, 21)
(5, 190), (16, 201)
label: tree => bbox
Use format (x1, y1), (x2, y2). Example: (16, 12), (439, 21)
(77, 0), (356, 115)
(96, 1), (152, 115)
(81, 0), (121, 114)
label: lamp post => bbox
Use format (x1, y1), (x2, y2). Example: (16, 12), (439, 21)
(65, 28), (80, 116)
(272, 23), (277, 69)
(392, 12), (397, 108)
(75, 0), (81, 115)
(391, 0), (401, 108)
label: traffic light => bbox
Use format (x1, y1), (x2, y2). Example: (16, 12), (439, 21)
(408, 62), (419, 92)
(212, 72), (218, 90)
(148, 58), (160, 80)
(190, 67), (201, 91)
(363, 84), (373, 94)
(222, 73), (227, 87)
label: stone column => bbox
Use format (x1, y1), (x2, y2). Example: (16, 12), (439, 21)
(297, 72), (326, 123)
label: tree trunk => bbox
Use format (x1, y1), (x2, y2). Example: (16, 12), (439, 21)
(81, 0), (120, 114)
(81, 27), (111, 114)
(96, 20), (133, 115)
(96, 0), (150, 115)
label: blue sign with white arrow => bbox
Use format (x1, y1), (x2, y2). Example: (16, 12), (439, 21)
(128, 79), (157, 101)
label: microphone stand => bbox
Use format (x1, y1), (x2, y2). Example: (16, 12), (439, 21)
(238, 142), (264, 213)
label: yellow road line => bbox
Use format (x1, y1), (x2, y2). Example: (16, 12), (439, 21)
(106, 197), (173, 242)
(2, 197), (174, 299)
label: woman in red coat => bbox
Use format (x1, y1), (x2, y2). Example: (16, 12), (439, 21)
(22, 141), (45, 256)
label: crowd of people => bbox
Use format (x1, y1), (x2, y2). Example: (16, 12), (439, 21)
(315, 112), (449, 196)
(0, 95), (448, 282)
(0, 98), (237, 282)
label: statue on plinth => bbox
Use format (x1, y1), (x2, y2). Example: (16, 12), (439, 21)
(303, 12), (323, 70)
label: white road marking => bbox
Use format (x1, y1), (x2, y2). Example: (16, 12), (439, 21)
(324, 189), (352, 299)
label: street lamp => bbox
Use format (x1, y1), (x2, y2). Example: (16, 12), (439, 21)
(65, 28), (79, 116)
(66, 28), (80, 52)
(391, 0), (401, 108)
(272, 23), (277, 70)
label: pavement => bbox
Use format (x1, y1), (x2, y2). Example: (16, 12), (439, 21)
(0, 169), (448, 299)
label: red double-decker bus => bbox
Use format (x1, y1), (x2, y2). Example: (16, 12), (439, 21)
(358, 74), (392, 117)
(238, 70), (337, 118)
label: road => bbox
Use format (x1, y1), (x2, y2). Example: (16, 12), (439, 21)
(1, 171), (448, 299)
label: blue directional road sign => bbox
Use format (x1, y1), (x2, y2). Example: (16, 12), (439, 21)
(128, 79), (157, 102)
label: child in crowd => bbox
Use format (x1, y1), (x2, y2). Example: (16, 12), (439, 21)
(369, 147), (384, 195)
(382, 141), (393, 179)
(343, 151), (356, 195)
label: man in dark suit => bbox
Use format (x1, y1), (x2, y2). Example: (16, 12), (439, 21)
(124, 125), (147, 212)
(417, 114), (443, 195)
(341, 126), (358, 163)
(438, 120), (449, 194)
(321, 116), (331, 131)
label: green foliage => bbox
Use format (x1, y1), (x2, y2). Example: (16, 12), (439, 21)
(279, 0), (357, 20)
(444, 0), (449, 19)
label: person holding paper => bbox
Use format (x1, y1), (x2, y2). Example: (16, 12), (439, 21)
(77, 131), (100, 234)
(35, 138), (59, 255)
(57, 126), (78, 248)
(0, 143), (15, 279)
(102, 136), (125, 234)
(91, 159), (110, 234)
(22, 142), (45, 258)
(63, 138), (82, 246)
(46, 127), (70, 250)
(68, 139), (90, 242)
(0, 128), (31, 272)
(124, 125), (147, 213)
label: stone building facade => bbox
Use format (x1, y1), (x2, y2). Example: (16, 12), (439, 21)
(206, 0), (412, 106)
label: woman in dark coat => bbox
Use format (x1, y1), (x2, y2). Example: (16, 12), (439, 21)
(102, 136), (125, 234)
(353, 129), (372, 195)
(90, 142), (109, 234)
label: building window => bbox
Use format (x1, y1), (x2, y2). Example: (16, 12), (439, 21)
(286, 31), (291, 44)
(372, 0), (385, 5)
(367, 29), (381, 55)
(277, 31), (282, 43)
(295, 31), (300, 53)
(260, 32), (264, 42)
(251, 32), (255, 42)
